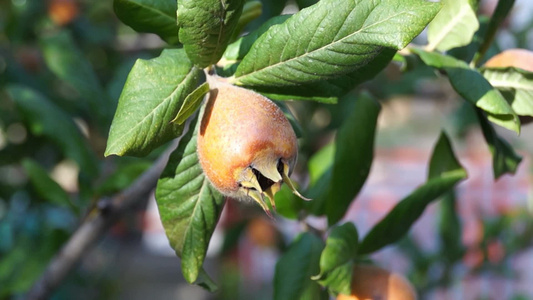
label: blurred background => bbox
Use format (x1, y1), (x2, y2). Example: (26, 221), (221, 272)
(0, 0), (532, 299)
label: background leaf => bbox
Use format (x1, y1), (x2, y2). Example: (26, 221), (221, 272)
(317, 223), (358, 277)
(274, 232), (324, 300)
(481, 67), (533, 116)
(412, 49), (520, 133)
(178, 0), (245, 67)
(473, 0), (515, 65)
(40, 31), (112, 131)
(325, 93), (380, 225)
(113, 0), (179, 44)
(358, 132), (467, 254)
(233, 0), (439, 87)
(223, 14), (291, 62)
(475, 108), (522, 179)
(21, 159), (75, 211)
(6, 85), (98, 177)
(105, 49), (203, 157)
(296, 0), (318, 10)
(427, 0), (479, 52)
(155, 113), (225, 287)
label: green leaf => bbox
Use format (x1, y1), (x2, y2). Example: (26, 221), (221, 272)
(246, 0), (288, 32)
(275, 100), (304, 138)
(21, 159), (75, 210)
(6, 85), (98, 177)
(251, 48), (396, 103)
(178, 0), (245, 67)
(481, 67), (533, 116)
(412, 49), (520, 133)
(358, 132), (467, 254)
(316, 262), (353, 296)
(274, 232), (324, 300)
(308, 142), (335, 185)
(40, 31), (112, 130)
(172, 82), (210, 125)
(113, 0), (180, 44)
(231, 1), (263, 40)
(274, 184), (304, 220)
(155, 113), (225, 286)
(95, 160), (151, 196)
(475, 108), (522, 179)
(224, 14), (292, 62)
(317, 223), (358, 277)
(438, 192), (464, 262)
(105, 49), (203, 157)
(427, 0), (479, 52)
(326, 93), (380, 225)
(233, 0), (439, 87)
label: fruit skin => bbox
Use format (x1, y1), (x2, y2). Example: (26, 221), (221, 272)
(336, 265), (417, 300)
(197, 78), (301, 214)
(484, 49), (533, 72)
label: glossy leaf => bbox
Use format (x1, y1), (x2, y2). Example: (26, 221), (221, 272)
(253, 48), (396, 103)
(475, 109), (522, 179)
(113, 0), (179, 44)
(317, 223), (358, 277)
(6, 85), (98, 177)
(224, 14), (291, 62)
(427, 0), (479, 52)
(326, 93), (380, 225)
(481, 67), (533, 116)
(105, 49), (203, 157)
(40, 31), (112, 130)
(178, 0), (245, 67)
(412, 49), (520, 133)
(21, 159), (75, 210)
(359, 132), (467, 254)
(274, 232), (324, 300)
(233, 0), (439, 87)
(172, 82), (210, 125)
(155, 113), (225, 287)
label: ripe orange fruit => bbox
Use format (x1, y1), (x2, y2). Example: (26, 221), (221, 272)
(337, 265), (417, 300)
(246, 217), (279, 247)
(197, 77), (307, 217)
(484, 48), (533, 71)
(48, 0), (79, 26)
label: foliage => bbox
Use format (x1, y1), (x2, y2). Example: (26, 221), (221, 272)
(1, 0), (532, 298)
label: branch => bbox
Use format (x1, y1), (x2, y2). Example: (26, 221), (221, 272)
(25, 142), (177, 300)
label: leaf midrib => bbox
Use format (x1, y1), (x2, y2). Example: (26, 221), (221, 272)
(107, 69), (195, 154)
(235, 5), (421, 83)
(427, 3), (471, 51)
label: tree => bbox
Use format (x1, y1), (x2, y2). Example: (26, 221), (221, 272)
(0, 0), (530, 299)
